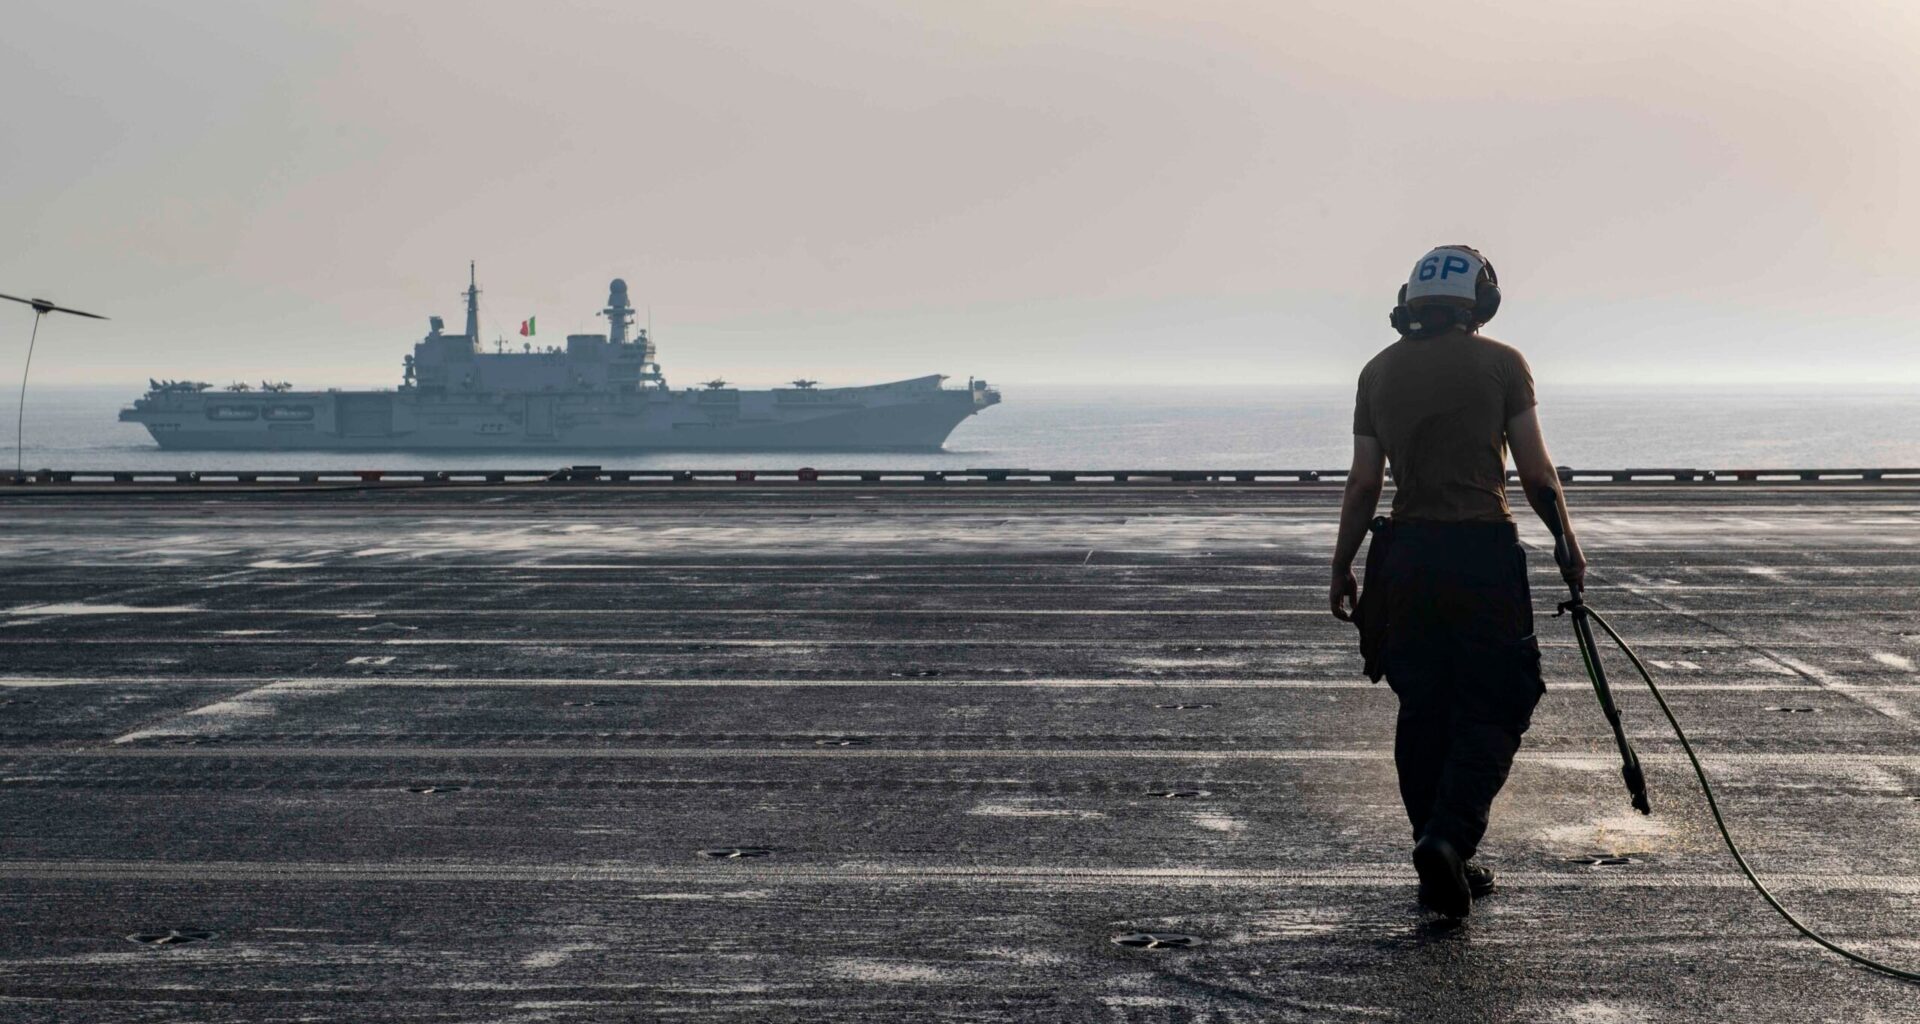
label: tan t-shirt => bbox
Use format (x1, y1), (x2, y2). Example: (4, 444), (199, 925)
(1352, 329), (1536, 523)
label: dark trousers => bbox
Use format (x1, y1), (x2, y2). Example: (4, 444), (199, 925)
(1379, 520), (1545, 859)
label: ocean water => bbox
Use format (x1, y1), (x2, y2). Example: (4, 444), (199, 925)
(3, 384), (1918, 472)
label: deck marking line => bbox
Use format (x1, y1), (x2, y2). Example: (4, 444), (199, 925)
(0, 859), (1914, 892)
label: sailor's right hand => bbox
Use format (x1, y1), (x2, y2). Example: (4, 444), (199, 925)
(1557, 538), (1587, 593)
(1329, 568), (1359, 622)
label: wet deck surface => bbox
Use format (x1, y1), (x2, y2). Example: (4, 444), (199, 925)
(1, 482), (1916, 1022)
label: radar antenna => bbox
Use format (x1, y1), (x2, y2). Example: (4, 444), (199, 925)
(1, 291), (108, 477)
(600, 279), (635, 345)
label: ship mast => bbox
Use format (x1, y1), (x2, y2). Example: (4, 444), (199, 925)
(463, 261), (481, 348)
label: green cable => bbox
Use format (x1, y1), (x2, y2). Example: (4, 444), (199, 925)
(1581, 605), (1920, 983)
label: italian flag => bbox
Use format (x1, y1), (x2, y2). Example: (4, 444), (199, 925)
(519, 316), (536, 337)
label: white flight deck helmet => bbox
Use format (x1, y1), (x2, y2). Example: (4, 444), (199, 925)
(1389, 244), (1501, 336)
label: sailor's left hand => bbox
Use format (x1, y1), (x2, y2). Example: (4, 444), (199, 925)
(1329, 568), (1358, 622)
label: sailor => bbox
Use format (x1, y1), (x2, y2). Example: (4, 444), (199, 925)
(1328, 245), (1586, 919)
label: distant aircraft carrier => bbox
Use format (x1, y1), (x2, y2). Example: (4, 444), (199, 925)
(120, 266), (1000, 451)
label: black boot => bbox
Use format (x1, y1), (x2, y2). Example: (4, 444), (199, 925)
(1413, 835), (1472, 918)
(1464, 861), (1495, 898)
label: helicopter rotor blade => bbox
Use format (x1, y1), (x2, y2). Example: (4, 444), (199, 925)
(0, 292), (109, 319)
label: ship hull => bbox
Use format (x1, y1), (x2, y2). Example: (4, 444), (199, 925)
(123, 375), (995, 452)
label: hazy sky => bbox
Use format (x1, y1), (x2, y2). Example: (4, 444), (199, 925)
(4, 1), (1917, 389)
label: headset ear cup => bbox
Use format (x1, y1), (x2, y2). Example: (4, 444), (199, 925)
(1390, 284), (1410, 333)
(1475, 283), (1501, 325)
(1472, 256), (1500, 325)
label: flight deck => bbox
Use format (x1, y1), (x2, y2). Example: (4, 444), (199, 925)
(0, 477), (1915, 1021)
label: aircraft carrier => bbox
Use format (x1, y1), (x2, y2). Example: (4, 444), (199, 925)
(118, 266), (1001, 451)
